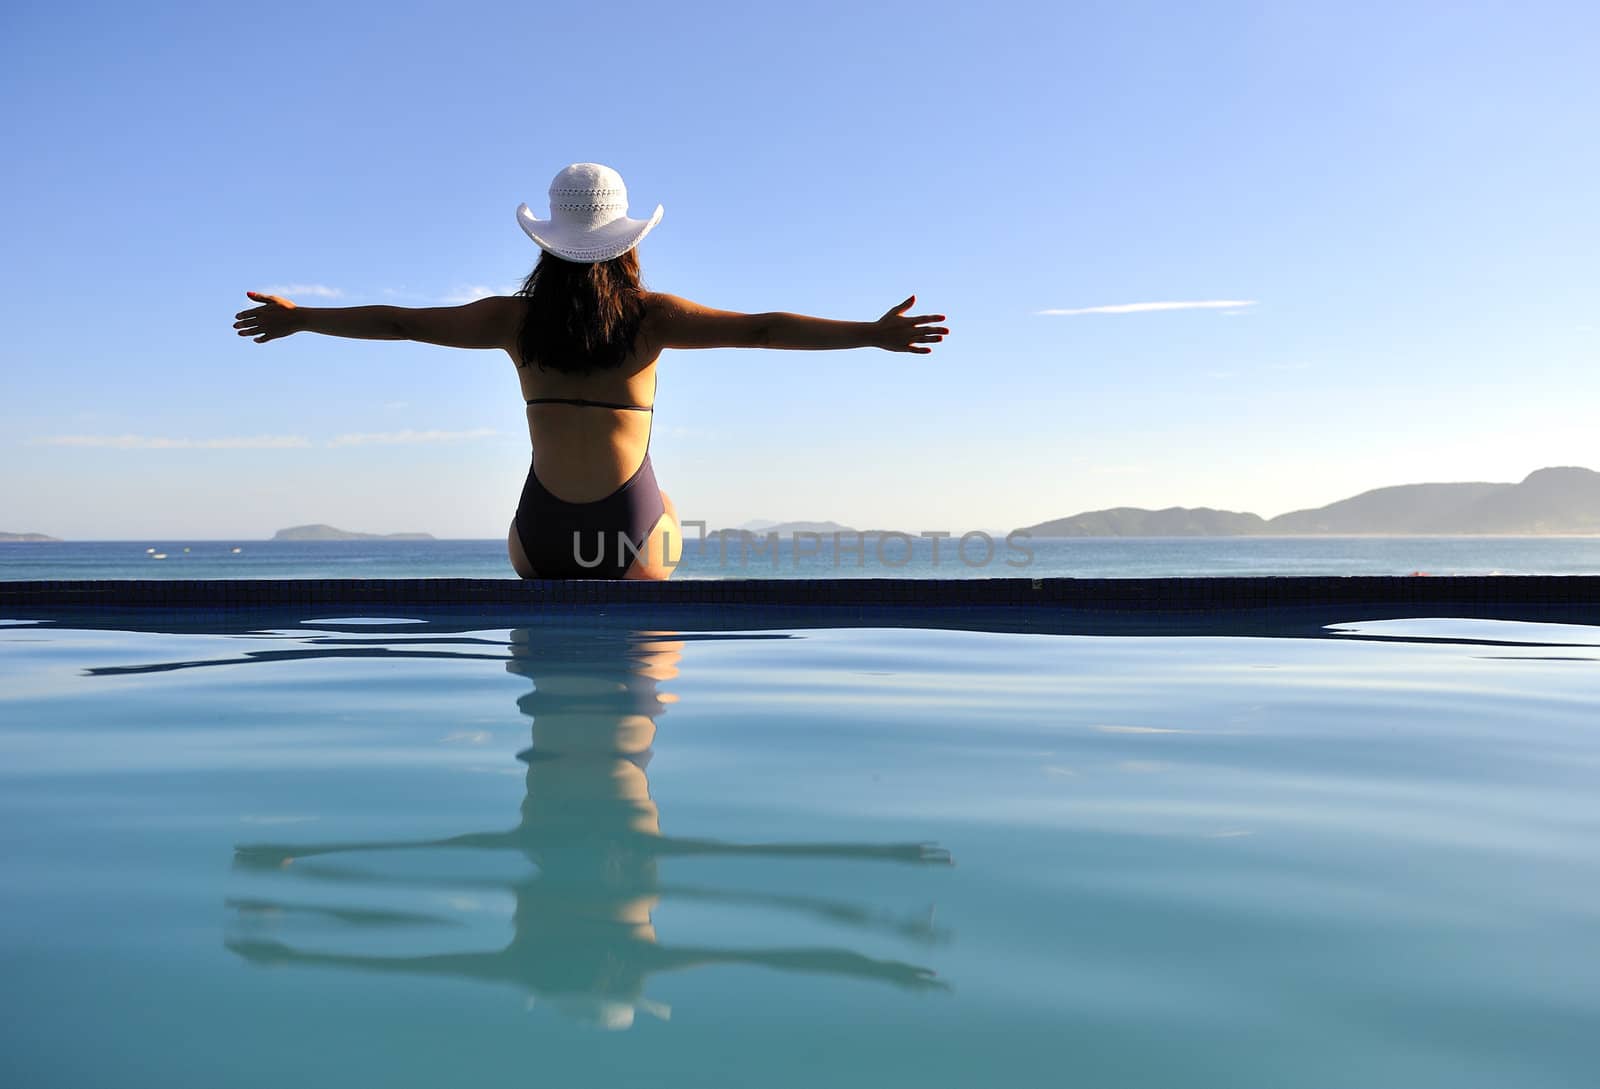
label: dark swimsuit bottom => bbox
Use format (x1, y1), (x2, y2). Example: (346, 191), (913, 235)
(514, 392), (665, 579)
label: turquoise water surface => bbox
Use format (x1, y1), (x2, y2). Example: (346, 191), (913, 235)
(2, 610), (1598, 1087)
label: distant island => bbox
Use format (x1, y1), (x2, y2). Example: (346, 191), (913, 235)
(273, 524), (435, 541)
(0, 531), (61, 542)
(1017, 466), (1600, 537)
(706, 520), (859, 538)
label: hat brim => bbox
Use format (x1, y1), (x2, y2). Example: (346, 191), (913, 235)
(516, 202), (663, 263)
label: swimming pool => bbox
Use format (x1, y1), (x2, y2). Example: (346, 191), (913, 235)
(2, 586), (1598, 1088)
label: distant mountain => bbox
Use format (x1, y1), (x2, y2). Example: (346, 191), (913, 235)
(1265, 482), (1507, 534)
(1019, 507), (1266, 538)
(1435, 466), (1600, 533)
(1018, 466), (1600, 537)
(0, 531), (61, 542)
(273, 524), (435, 541)
(706, 520), (858, 538)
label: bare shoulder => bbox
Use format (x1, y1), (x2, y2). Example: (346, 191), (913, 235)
(487, 294), (529, 343)
(638, 290), (697, 334)
(461, 293), (527, 347)
(636, 291), (690, 353)
(638, 291), (770, 350)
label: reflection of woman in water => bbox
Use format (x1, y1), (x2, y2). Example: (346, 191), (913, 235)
(231, 162), (948, 580)
(228, 624), (951, 1028)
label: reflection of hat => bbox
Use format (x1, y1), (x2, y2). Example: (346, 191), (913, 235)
(533, 994), (671, 1030)
(516, 163), (664, 264)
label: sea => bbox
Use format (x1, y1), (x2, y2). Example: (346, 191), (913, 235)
(3, 535), (1600, 580)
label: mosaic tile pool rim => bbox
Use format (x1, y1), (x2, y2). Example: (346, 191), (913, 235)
(4, 576), (1599, 639)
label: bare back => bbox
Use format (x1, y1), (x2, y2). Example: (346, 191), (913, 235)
(504, 294), (667, 504)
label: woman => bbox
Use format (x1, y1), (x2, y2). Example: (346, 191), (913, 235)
(233, 162), (949, 580)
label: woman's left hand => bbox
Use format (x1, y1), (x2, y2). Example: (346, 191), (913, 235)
(869, 295), (947, 354)
(233, 291), (303, 343)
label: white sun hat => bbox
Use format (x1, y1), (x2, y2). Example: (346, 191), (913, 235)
(516, 163), (664, 263)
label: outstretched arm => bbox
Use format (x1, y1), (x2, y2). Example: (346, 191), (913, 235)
(233, 291), (519, 349)
(649, 293), (947, 354)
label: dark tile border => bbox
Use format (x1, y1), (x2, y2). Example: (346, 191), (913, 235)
(3, 575), (1599, 611)
(4, 577), (1599, 641)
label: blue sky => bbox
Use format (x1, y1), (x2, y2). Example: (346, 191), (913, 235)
(2, 0), (1596, 538)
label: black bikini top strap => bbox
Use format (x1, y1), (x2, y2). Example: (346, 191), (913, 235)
(525, 396), (654, 412)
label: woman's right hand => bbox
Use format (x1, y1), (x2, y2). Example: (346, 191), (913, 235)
(871, 295), (947, 354)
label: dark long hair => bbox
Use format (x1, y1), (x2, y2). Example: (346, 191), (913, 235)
(513, 249), (647, 375)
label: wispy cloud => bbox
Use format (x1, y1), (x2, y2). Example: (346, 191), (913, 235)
(29, 434), (312, 449)
(1117, 760), (1174, 773)
(326, 428), (497, 447)
(382, 284), (521, 305)
(1065, 457), (1151, 473)
(1037, 300), (1257, 316)
(259, 283), (343, 299)
(1191, 361), (1310, 381)
(438, 284), (499, 304)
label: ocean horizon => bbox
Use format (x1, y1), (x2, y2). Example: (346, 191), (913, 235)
(4, 535), (1600, 581)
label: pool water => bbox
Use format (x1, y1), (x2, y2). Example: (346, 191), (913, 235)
(1, 610), (1598, 1088)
